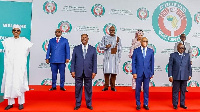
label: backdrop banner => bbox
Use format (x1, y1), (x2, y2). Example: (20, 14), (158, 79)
(30, 0), (200, 87)
(0, 1), (32, 95)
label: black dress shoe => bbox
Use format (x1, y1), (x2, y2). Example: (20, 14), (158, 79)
(111, 88), (116, 91)
(102, 88), (108, 91)
(136, 105), (141, 110)
(173, 105), (178, 109)
(180, 105), (187, 109)
(186, 89), (189, 92)
(49, 87), (56, 91)
(143, 105), (149, 110)
(74, 106), (80, 110)
(87, 106), (93, 110)
(19, 104), (24, 110)
(5, 105), (13, 110)
(60, 87), (66, 91)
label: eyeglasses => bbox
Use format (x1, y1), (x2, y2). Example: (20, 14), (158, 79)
(12, 29), (20, 32)
(109, 30), (115, 31)
(180, 36), (186, 38)
(55, 31), (62, 33)
(142, 41), (148, 43)
(179, 47), (185, 49)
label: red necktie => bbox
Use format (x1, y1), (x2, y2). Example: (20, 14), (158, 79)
(56, 38), (59, 43)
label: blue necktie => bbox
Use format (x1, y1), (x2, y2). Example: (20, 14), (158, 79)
(83, 46), (86, 59)
(143, 48), (145, 58)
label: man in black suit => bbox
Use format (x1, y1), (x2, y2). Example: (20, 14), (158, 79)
(168, 43), (192, 109)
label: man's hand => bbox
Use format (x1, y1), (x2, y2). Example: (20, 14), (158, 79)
(188, 76), (192, 80)
(169, 77), (173, 82)
(66, 59), (70, 63)
(92, 73), (96, 79)
(46, 59), (49, 64)
(191, 61), (192, 65)
(133, 74), (137, 79)
(150, 75), (154, 79)
(106, 44), (111, 49)
(71, 72), (75, 78)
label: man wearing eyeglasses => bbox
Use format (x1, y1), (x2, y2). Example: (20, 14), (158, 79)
(1, 25), (33, 110)
(132, 37), (154, 110)
(168, 43), (192, 110)
(46, 29), (70, 91)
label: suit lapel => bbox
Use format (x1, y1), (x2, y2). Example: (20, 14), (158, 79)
(79, 45), (84, 59)
(85, 45), (91, 59)
(175, 52), (182, 61)
(56, 37), (63, 48)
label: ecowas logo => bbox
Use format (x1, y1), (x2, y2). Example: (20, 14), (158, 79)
(68, 61), (71, 71)
(41, 78), (52, 85)
(148, 44), (156, 54)
(191, 46), (200, 58)
(194, 12), (200, 24)
(149, 80), (155, 87)
(137, 7), (149, 20)
(103, 23), (117, 35)
(95, 42), (104, 55)
(58, 21), (72, 34)
(122, 61), (132, 75)
(165, 64), (169, 73)
(93, 79), (105, 86)
(152, 1), (192, 42)
(91, 4), (105, 17)
(42, 39), (49, 52)
(43, 0), (57, 14)
(188, 80), (199, 87)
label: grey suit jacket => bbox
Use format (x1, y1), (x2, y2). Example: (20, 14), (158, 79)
(174, 41), (192, 61)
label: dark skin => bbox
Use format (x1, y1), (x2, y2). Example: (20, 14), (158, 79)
(169, 43), (191, 82)
(71, 34), (96, 79)
(46, 29), (69, 64)
(12, 28), (21, 39)
(105, 26), (115, 49)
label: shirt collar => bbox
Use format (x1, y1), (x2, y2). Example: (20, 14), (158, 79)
(178, 52), (183, 55)
(82, 44), (88, 50)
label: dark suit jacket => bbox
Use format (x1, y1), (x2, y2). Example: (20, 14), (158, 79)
(168, 52), (192, 80)
(70, 44), (97, 77)
(132, 47), (154, 78)
(46, 37), (70, 63)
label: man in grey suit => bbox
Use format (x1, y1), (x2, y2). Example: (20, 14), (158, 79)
(174, 34), (192, 64)
(168, 43), (192, 110)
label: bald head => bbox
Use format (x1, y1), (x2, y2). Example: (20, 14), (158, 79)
(177, 43), (185, 54)
(141, 37), (148, 47)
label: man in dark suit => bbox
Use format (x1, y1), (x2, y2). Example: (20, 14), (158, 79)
(71, 34), (97, 110)
(168, 43), (192, 109)
(46, 29), (70, 91)
(132, 37), (154, 110)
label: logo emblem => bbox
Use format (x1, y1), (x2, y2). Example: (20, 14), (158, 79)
(137, 7), (149, 20)
(58, 21), (72, 34)
(148, 44), (156, 54)
(149, 80), (155, 87)
(43, 0), (57, 14)
(93, 79), (105, 86)
(68, 61), (71, 71)
(42, 39), (49, 52)
(122, 61), (132, 75)
(152, 1), (192, 42)
(91, 4), (105, 17)
(188, 80), (199, 87)
(165, 64), (169, 73)
(95, 42), (104, 55)
(191, 46), (200, 58)
(41, 78), (52, 85)
(103, 23), (117, 35)
(194, 12), (200, 24)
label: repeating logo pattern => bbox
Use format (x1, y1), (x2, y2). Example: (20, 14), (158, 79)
(152, 1), (192, 42)
(137, 7), (149, 20)
(95, 42), (104, 55)
(43, 0), (57, 14)
(188, 80), (199, 87)
(91, 4), (105, 17)
(93, 79), (105, 86)
(122, 61), (132, 75)
(103, 23), (117, 35)
(194, 12), (200, 24)
(148, 44), (156, 54)
(191, 46), (200, 58)
(41, 78), (52, 85)
(58, 21), (72, 34)
(42, 39), (49, 52)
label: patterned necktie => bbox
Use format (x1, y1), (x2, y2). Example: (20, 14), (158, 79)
(143, 48), (145, 58)
(83, 46), (86, 59)
(56, 37), (59, 43)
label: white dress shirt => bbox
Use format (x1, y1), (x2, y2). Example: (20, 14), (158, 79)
(141, 46), (147, 57)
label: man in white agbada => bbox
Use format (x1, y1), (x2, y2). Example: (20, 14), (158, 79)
(1, 25), (33, 110)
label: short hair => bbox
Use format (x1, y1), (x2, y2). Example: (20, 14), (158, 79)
(180, 34), (186, 38)
(81, 34), (88, 37)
